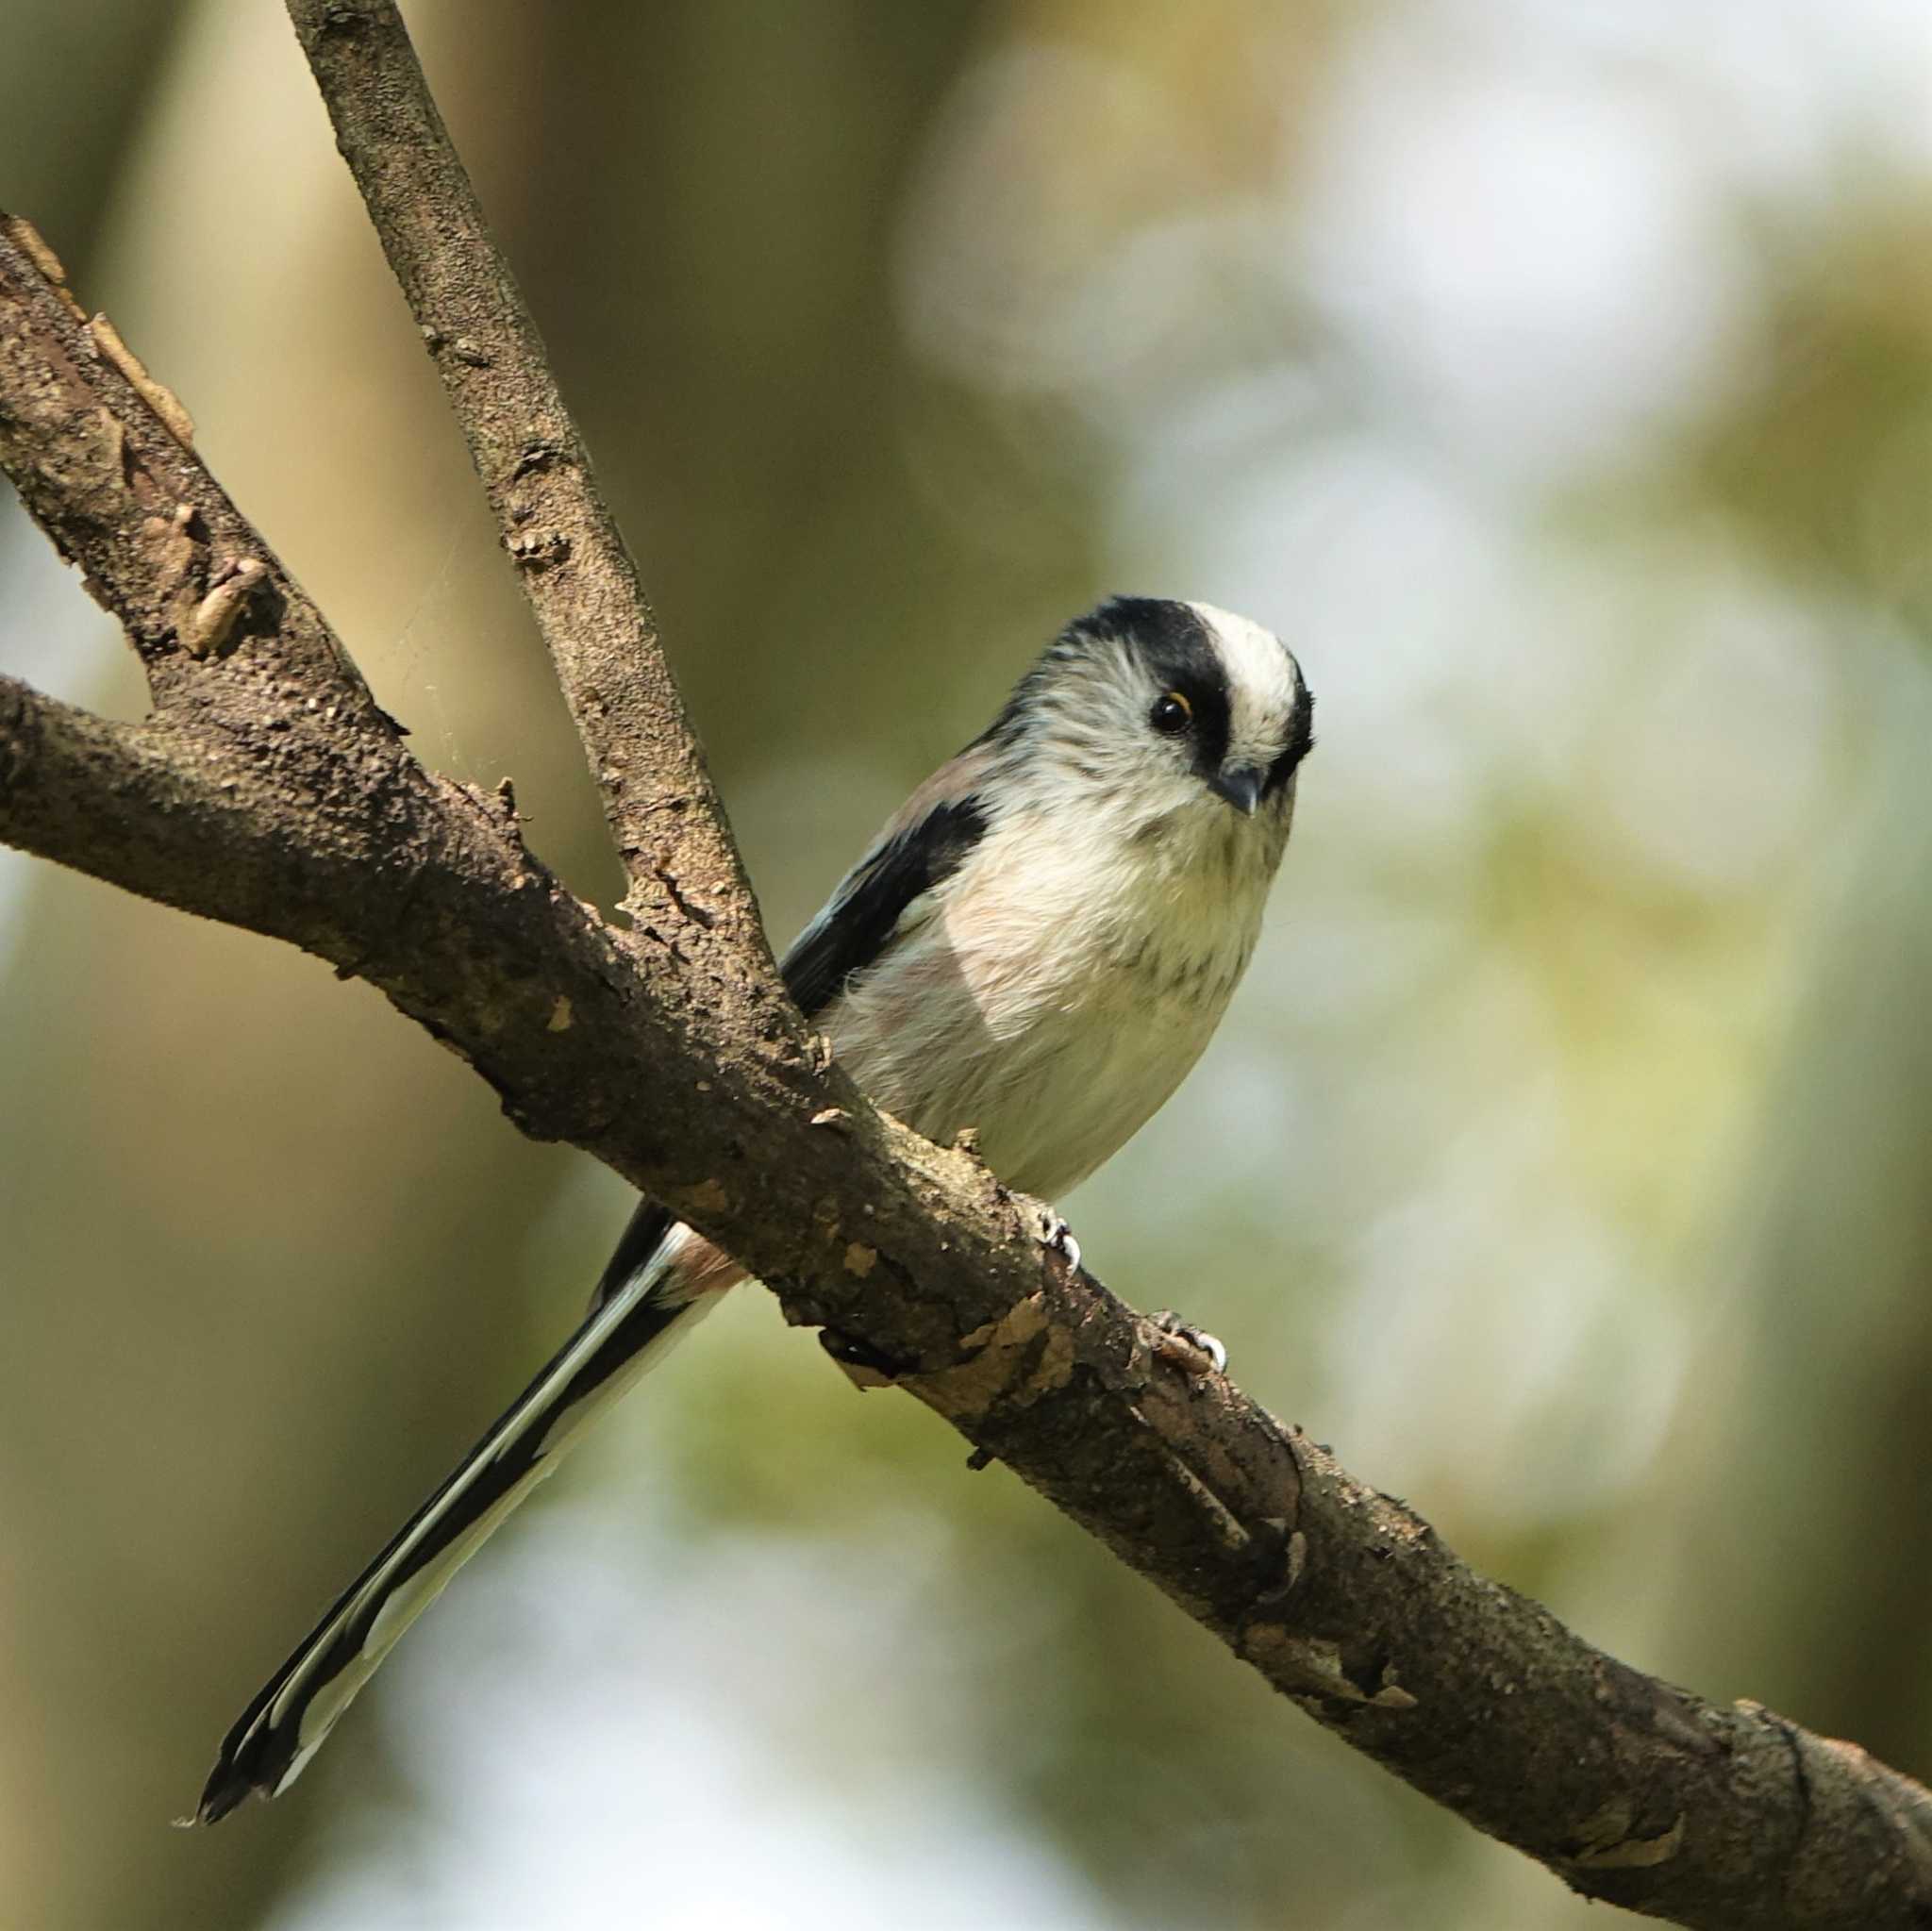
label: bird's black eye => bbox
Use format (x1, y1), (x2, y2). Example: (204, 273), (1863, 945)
(1149, 691), (1192, 736)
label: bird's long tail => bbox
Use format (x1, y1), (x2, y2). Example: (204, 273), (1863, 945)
(192, 1217), (724, 1824)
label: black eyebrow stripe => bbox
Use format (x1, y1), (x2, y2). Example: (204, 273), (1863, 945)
(1265, 662), (1316, 795)
(1091, 597), (1232, 774)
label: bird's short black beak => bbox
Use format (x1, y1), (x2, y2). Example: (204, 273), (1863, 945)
(1211, 765), (1265, 816)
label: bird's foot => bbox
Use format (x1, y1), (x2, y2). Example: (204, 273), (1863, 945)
(1032, 1205), (1082, 1276)
(1150, 1309), (1227, 1375)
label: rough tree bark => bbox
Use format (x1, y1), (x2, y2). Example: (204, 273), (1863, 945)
(0, 6), (1926, 1925)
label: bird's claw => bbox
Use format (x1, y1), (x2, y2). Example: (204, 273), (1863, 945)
(1033, 1207), (1082, 1276)
(1151, 1309), (1227, 1375)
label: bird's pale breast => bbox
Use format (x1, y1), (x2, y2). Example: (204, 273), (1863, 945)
(827, 805), (1277, 1201)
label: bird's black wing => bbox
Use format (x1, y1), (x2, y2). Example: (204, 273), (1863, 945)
(779, 782), (990, 1021)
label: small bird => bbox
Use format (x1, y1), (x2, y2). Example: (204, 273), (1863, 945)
(194, 595), (1313, 1822)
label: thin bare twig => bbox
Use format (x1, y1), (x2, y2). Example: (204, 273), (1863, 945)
(283, 0), (761, 944)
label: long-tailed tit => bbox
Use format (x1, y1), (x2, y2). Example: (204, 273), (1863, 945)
(194, 594), (1314, 1823)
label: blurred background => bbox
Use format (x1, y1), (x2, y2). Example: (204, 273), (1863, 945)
(3, 2), (1928, 1925)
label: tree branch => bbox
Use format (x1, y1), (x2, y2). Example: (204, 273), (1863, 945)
(282, 0), (758, 943)
(2, 25), (1928, 1925)
(0, 215), (382, 724)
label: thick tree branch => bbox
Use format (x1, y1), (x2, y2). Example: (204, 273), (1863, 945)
(0, 217), (384, 727)
(282, 0), (758, 942)
(3, 37), (1930, 1929)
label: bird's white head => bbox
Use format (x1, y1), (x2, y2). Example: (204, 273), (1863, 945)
(987, 596), (1314, 857)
